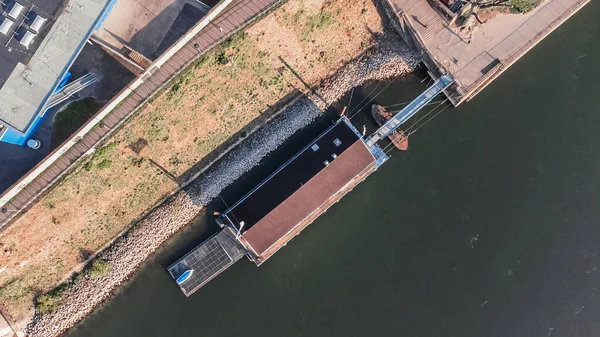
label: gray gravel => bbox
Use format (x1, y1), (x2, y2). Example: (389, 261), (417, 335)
(26, 38), (419, 337)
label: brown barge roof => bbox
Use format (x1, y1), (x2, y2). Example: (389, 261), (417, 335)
(241, 138), (375, 259)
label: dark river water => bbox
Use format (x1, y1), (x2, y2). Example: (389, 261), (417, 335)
(66, 4), (600, 337)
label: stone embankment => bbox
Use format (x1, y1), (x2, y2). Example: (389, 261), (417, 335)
(26, 37), (419, 337)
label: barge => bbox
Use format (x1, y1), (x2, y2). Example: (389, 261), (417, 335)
(168, 116), (388, 295)
(168, 75), (453, 297)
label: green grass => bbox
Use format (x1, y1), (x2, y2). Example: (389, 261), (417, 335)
(36, 283), (69, 315)
(89, 259), (110, 279)
(96, 159), (113, 170)
(510, 0), (541, 12)
(303, 9), (334, 40)
(51, 98), (103, 149)
(84, 142), (118, 171)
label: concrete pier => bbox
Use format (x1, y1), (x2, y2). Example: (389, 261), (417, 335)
(384, 0), (591, 105)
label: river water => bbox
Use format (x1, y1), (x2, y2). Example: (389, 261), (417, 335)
(65, 4), (600, 337)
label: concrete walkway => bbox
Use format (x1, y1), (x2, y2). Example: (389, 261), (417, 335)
(389, 0), (590, 99)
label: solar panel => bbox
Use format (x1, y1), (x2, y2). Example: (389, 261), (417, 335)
(29, 15), (46, 32)
(19, 30), (34, 48)
(0, 17), (14, 35)
(168, 229), (246, 296)
(8, 2), (24, 19)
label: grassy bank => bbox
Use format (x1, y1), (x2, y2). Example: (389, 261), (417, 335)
(0, 0), (386, 321)
(51, 98), (103, 149)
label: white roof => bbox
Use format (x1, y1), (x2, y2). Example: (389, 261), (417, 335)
(8, 3), (25, 19)
(0, 0), (111, 132)
(0, 18), (14, 35)
(19, 30), (35, 48)
(30, 15), (46, 32)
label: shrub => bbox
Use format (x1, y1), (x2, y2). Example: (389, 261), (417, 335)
(215, 51), (229, 65)
(36, 283), (69, 314)
(89, 259), (110, 279)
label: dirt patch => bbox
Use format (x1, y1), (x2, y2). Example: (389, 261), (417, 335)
(0, 0), (390, 322)
(127, 138), (148, 154)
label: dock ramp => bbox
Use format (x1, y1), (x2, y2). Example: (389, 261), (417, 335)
(365, 74), (454, 147)
(168, 228), (246, 296)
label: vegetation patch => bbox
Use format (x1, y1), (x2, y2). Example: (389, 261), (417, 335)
(51, 98), (103, 149)
(89, 259), (110, 279)
(303, 9), (334, 39)
(96, 159), (113, 170)
(195, 56), (210, 69)
(36, 283), (69, 315)
(84, 142), (118, 171)
(509, 0), (541, 12)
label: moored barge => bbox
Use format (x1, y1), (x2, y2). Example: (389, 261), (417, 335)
(168, 116), (388, 295)
(168, 74), (453, 297)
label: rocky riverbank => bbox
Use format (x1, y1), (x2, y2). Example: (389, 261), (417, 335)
(26, 35), (419, 337)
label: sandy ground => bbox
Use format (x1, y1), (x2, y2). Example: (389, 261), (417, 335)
(0, 0), (397, 323)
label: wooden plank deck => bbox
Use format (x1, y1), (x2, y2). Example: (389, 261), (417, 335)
(0, 0), (283, 227)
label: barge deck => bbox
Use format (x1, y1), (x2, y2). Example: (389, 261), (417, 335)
(167, 228), (245, 296)
(222, 117), (384, 265)
(168, 116), (388, 295)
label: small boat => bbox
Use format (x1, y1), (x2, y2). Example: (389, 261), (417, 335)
(371, 104), (409, 150)
(176, 269), (193, 284)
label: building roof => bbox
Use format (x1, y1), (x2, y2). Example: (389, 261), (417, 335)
(0, 0), (64, 94)
(0, 0), (112, 132)
(224, 119), (376, 258)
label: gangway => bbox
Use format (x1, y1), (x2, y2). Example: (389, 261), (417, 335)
(365, 74), (454, 147)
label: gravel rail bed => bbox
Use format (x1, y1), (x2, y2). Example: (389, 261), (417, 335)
(26, 38), (419, 337)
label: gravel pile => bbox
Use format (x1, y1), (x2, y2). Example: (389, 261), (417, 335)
(26, 37), (418, 337)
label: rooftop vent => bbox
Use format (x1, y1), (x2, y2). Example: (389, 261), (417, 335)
(311, 144), (320, 152)
(331, 153), (337, 159)
(0, 17), (14, 35)
(18, 30), (34, 48)
(323, 160), (330, 166)
(8, 2), (24, 19)
(333, 138), (342, 147)
(29, 15), (46, 32)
